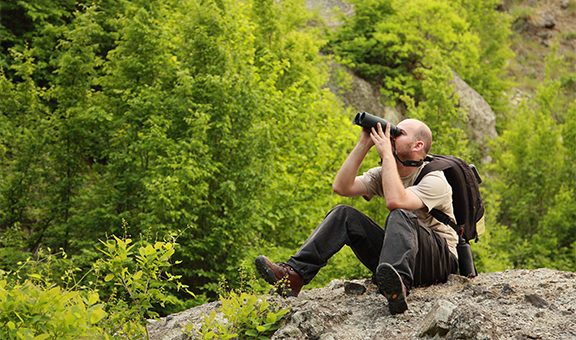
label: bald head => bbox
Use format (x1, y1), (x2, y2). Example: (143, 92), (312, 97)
(397, 118), (433, 154)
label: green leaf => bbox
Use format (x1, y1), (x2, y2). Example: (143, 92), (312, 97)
(28, 274), (42, 280)
(87, 292), (99, 305)
(245, 329), (258, 336)
(133, 270), (143, 281)
(89, 307), (107, 324)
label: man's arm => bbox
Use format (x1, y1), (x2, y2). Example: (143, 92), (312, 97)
(370, 123), (424, 210)
(332, 130), (373, 197)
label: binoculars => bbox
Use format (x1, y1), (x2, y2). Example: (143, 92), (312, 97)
(353, 112), (403, 137)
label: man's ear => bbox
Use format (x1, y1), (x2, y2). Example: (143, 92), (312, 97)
(414, 140), (425, 152)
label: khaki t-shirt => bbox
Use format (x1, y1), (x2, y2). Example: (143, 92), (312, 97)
(358, 165), (458, 258)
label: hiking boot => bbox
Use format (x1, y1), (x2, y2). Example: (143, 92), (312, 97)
(255, 255), (304, 297)
(374, 263), (408, 315)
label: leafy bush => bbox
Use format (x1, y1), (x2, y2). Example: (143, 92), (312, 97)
(329, 0), (510, 106)
(0, 0), (356, 298)
(0, 280), (107, 339)
(487, 47), (576, 271)
(93, 235), (190, 337)
(0, 233), (189, 338)
(185, 292), (289, 339)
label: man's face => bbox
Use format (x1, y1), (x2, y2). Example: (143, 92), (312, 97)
(393, 121), (418, 157)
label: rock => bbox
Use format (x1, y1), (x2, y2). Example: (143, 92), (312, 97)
(147, 269), (576, 340)
(501, 283), (515, 295)
(291, 309), (326, 338)
(417, 299), (456, 337)
(326, 61), (402, 124)
(272, 324), (303, 339)
(535, 11), (556, 29)
(446, 301), (498, 340)
(327, 278), (344, 290)
(452, 73), (498, 163)
(344, 281), (367, 295)
(525, 293), (549, 308)
(147, 300), (221, 340)
(304, 0), (353, 29)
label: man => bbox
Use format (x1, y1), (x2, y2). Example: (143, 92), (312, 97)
(255, 119), (458, 315)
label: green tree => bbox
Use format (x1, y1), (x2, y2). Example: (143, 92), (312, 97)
(488, 47), (576, 270)
(1, 0), (358, 297)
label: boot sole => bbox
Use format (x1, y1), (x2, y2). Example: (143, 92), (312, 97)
(255, 256), (280, 285)
(255, 256), (299, 297)
(375, 263), (408, 315)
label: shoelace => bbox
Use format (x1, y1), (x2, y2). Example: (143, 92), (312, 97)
(279, 263), (296, 273)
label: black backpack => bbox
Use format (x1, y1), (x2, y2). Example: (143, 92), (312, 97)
(414, 155), (485, 243)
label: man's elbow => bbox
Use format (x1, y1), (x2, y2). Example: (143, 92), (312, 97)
(386, 199), (402, 211)
(332, 183), (347, 196)
(386, 195), (422, 211)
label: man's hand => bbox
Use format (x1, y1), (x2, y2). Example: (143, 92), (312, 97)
(370, 122), (393, 160)
(359, 127), (374, 148)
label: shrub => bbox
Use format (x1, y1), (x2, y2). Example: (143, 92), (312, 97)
(185, 291), (289, 339)
(0, 280), (107, 339)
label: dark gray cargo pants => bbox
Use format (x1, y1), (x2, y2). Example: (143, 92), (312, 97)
(286, 205), (457, 290)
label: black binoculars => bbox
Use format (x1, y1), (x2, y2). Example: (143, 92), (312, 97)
(353, 112), (403, 137)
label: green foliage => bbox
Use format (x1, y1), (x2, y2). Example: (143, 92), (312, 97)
(470, 185), (514, 273)
(185, 291), (289, 339)
(0, 233), (190, 338)
(92, 234), (189, 337)
(328, 0), (512, 163)
(457, 0), (514, 112)
(330, 0), (511, 109)
(0, 0), (574, 333)
(487, 46), (576, 270)
(404, 52), (471, 158)
(0, 280), (107, 339)
(0, 0), (355, 298)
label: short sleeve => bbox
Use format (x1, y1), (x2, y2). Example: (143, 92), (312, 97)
(406, 171), (452, 212)
(357, 167), (383, 201)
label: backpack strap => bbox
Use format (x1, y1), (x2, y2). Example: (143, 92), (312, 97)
(414, 156), (461, 234)
(429, 209), (459, 231)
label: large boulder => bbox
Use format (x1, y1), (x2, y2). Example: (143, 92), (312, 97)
(326, 62), (403, 123)
(452, 73), (498, 163)
(147, 268), (576, 339)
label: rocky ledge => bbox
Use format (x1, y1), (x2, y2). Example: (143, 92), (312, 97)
(148, 268), (576, 339)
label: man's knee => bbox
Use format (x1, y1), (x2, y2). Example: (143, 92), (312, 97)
(388, 208), (415, 219)
(386, 209), (419, 230)
(325, 205), (369, 233)
(328, 204), (359, 218)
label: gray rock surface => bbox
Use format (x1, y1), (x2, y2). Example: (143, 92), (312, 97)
(147, 268), (576, 339)
(416, 299), (456, 337)
(452, 73), (498, 163)
(304, 0), (353, 28)
(326, 62), (402, 123)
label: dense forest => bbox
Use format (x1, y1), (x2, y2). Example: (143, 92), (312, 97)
(1, 0), (575, 337)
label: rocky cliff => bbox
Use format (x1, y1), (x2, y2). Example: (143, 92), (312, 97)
(147, 268), (576, 339)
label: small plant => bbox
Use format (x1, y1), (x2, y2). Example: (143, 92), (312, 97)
(184, 291), (289, 339)
(93, 235), (190, 337)
(561, 31), (576, 41)
(0, 280), (107, 339)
